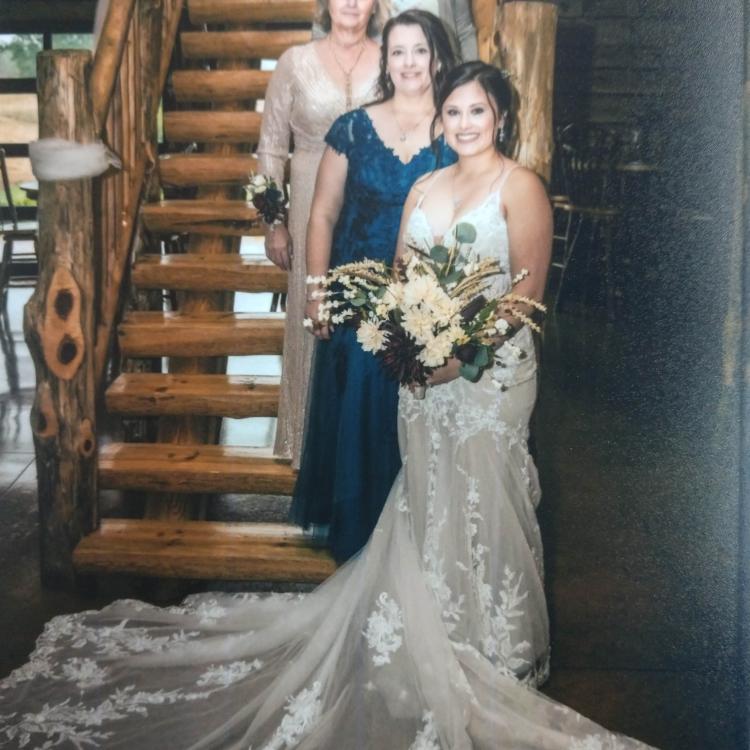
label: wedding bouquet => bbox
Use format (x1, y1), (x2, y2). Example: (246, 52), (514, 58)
(245, 174), (288, 225)
(305, 222), (545, 395)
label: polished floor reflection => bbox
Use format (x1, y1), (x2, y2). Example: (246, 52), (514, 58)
(0, 282), (743, 750)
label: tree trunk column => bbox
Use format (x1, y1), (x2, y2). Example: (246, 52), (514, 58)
(24, 50), (98, 588)
(500, 0), (558, 181)
(473, 0), (558, 182)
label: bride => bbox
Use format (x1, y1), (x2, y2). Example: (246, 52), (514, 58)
(0, 63), (655, 750)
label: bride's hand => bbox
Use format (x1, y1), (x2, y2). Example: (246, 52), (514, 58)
(304, 297), (332, 340)
(426, 358), (461, 387)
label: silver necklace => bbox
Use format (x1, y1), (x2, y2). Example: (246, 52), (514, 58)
(391, 103), (432, 142)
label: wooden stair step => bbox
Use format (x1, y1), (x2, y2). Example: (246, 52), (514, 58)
(188, 0), (315, 24)
(132, 254), (287, 293)
(159, 154), (262, 187)
(180, 31), (309, 62)
(99, 442), (296, 494)
(118, 311), (285, 357)
(106, 373), (280, 417)
(141, 200), (262, 236)
(74, 519), (335, 582)
(172, 69), (272, 103)
(164, 111), (262, 144)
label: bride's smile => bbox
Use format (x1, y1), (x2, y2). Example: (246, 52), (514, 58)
(441, 81), (499, 156)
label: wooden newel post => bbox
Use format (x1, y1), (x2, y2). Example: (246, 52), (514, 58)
(498, 0), (558, 182)
(25, 50), (98, 588)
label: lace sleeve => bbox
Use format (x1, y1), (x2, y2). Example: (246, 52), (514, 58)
(324, 111), (358, 158)
(257, 48), (295, 185)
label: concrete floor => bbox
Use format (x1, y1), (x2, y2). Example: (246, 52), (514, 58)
(0, 274), (745, 749)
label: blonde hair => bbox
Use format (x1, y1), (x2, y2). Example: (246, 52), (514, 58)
(316, 0), (392, 38)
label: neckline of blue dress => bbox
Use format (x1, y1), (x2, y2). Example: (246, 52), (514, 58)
(360, 107), (438, 167)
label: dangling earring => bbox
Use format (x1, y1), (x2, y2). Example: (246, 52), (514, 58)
(497, 119), (506, 144)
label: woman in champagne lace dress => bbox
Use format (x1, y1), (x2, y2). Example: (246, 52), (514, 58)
(0, 63), (656, 750)
(257, 0), (383, 468)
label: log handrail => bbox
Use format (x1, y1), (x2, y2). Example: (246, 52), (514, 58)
(94, 0), (185, 384)
(90, 0), (138, 133)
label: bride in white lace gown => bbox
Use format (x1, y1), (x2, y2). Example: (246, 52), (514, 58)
(0, 63), (656, 749)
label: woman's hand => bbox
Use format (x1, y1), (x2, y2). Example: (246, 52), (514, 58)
(426, 357), (461, 387)
(265, 224), (293, 270)
(304, 297), (332, 340)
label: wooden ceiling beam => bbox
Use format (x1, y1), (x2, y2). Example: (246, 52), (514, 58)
(0, 1), (97, 34)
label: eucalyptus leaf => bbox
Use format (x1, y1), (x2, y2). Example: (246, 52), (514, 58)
(430, 244), (450, 263)
(454, 222), (477, 244)
(473, 347), (490, 368)
(442, 270), (463, 285)
(459, 362), (481, 382)
(351, 296), (367, 307)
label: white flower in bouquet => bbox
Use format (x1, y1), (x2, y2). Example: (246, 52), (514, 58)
(403, 274), (443, 309)
(316, 303), (331, 323)
(499, 341), (524, 365)
(402, 305), (435, 344)
(249, 174), (268, 193)
(495, 318), (511, 335)
(357, 321), (388, 353)
(381, 284), (403, 312)
(426, 292), (461, 326)
(418, 329), (456, 368)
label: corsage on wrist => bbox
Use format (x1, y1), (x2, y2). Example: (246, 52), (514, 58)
(246, 174), (288, 227)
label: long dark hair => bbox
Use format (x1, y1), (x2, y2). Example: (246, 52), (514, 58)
(374, 10), (458, 105)
(432, 61), (517, 154)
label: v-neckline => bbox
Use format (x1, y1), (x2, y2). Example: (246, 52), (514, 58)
(309, 43), (377, 103)
(413, 190), (501, 244)
(361, 109), (435, 167)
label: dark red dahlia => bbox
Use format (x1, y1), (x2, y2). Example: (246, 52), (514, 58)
(375, 321), (428, 386)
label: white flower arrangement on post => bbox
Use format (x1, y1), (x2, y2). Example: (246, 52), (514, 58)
(304, 222), (545, 397)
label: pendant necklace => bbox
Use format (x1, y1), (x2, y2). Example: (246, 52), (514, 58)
(329, 37), (366, 111)
(391, 104), (432, 142)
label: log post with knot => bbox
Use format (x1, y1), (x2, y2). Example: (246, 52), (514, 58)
(24, 50), (98, 589)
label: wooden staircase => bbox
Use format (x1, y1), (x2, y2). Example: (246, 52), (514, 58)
(73, 0), (336, 583)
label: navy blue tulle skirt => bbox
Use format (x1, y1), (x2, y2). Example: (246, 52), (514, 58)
(290, 325), (401, 563)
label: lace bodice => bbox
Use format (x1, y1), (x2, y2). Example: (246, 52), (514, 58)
(257, 43), (379, 185)
(404, 183), (537, 388)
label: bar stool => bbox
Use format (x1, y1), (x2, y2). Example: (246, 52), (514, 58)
(0, 148), (38, 307)
(549, 124), (622, 320)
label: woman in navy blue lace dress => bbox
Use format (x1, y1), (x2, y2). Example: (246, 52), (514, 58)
(290, 10), (457, 562)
